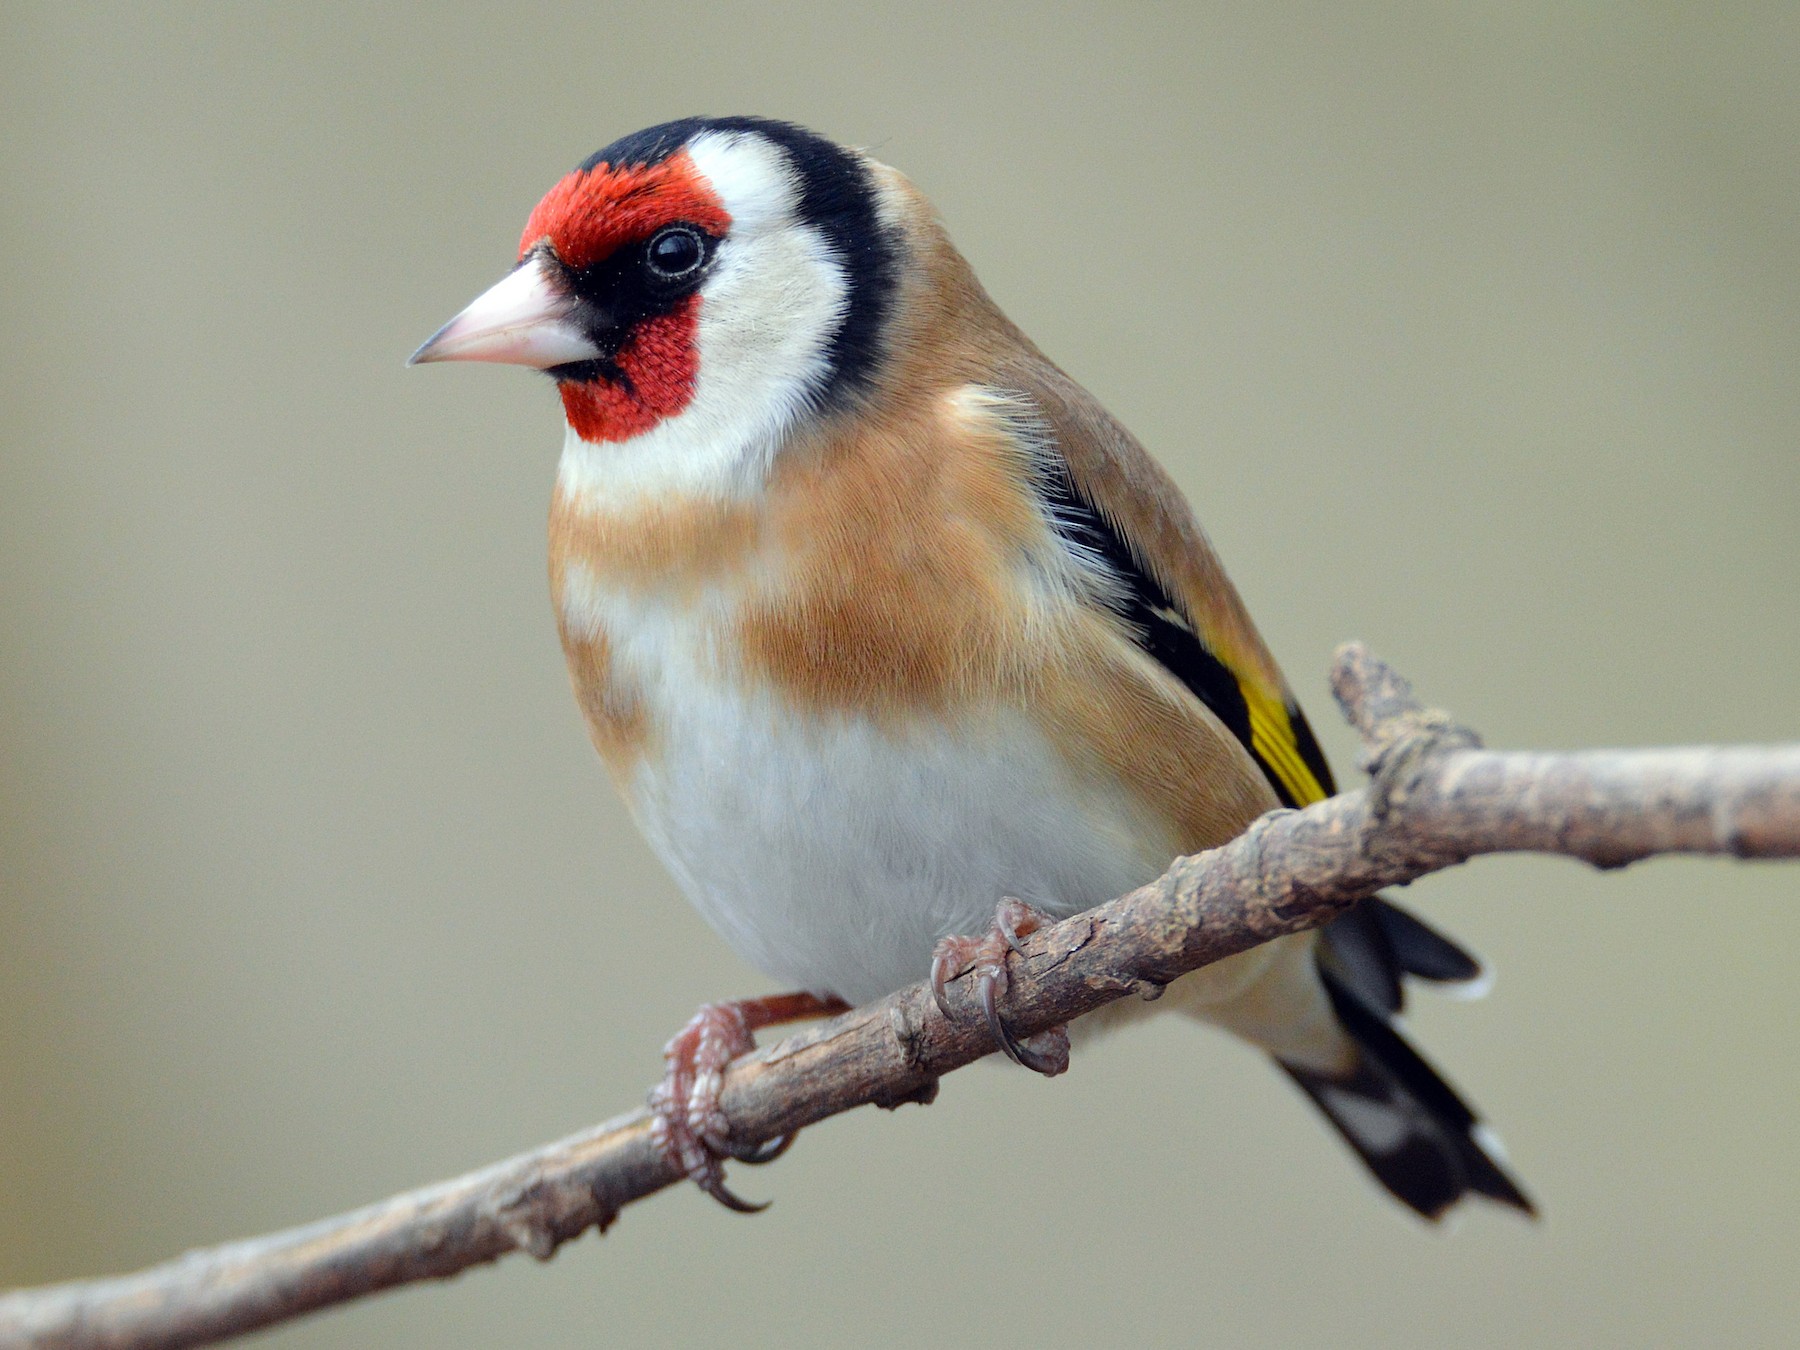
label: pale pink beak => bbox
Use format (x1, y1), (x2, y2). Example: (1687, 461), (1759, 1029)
(408, 255), (601, 368)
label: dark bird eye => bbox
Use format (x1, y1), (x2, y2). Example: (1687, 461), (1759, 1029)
(646, 226), (705, 281)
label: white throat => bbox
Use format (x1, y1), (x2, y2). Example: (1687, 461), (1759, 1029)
(558, 130), (851, 511)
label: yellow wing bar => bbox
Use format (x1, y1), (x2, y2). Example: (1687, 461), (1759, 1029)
(1243, 680), (1335, 809)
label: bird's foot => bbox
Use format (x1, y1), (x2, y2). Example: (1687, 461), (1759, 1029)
(649, 991), (849, 1213)
(930, 898), (1070, 1076)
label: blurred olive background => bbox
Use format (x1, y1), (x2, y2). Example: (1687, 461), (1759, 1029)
(3, 4), (1797, 1347)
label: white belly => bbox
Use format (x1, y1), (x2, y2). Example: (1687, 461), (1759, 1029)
(625, 671), (1346, 1070)
(628, 677), (1177, 1006)
(560, 563), (1179, 1004)
(561, 561), (1345, 1066)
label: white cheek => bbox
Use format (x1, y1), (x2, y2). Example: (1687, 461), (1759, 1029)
(689, 223), (846, 444)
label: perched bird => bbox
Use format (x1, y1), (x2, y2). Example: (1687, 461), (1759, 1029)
(412, 116), (1532, 1221)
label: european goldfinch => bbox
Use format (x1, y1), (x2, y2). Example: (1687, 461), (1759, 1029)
(412, 116), (1532, 1221)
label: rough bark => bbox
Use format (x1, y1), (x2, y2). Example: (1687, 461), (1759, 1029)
(4, 643), (1797, 1350)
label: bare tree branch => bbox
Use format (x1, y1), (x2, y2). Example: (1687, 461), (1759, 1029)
(4, 643), (1798, 1350)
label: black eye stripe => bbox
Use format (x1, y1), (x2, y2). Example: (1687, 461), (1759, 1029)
(544, 225), (717, 376)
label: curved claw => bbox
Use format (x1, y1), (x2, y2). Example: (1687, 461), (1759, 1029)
(931, 899), (1068, 1075)
(996, 902), (1031, 957)
(930, 948), (957, 1020)
(651, 992), (847, 1215)
(698, 1170), (770, 1214)
(732, 1133), (793, 1166)
(978, 964), (1026, 1067)
(978, 966), (1062, 1076)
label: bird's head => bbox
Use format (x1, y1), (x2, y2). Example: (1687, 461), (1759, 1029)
(412, 117), (898, 460)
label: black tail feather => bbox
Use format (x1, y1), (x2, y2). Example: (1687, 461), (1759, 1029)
(1283, 967), (1535, 1221)
(1318, 897), (1484, 1015)
(1373, 900), (1484, 985)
